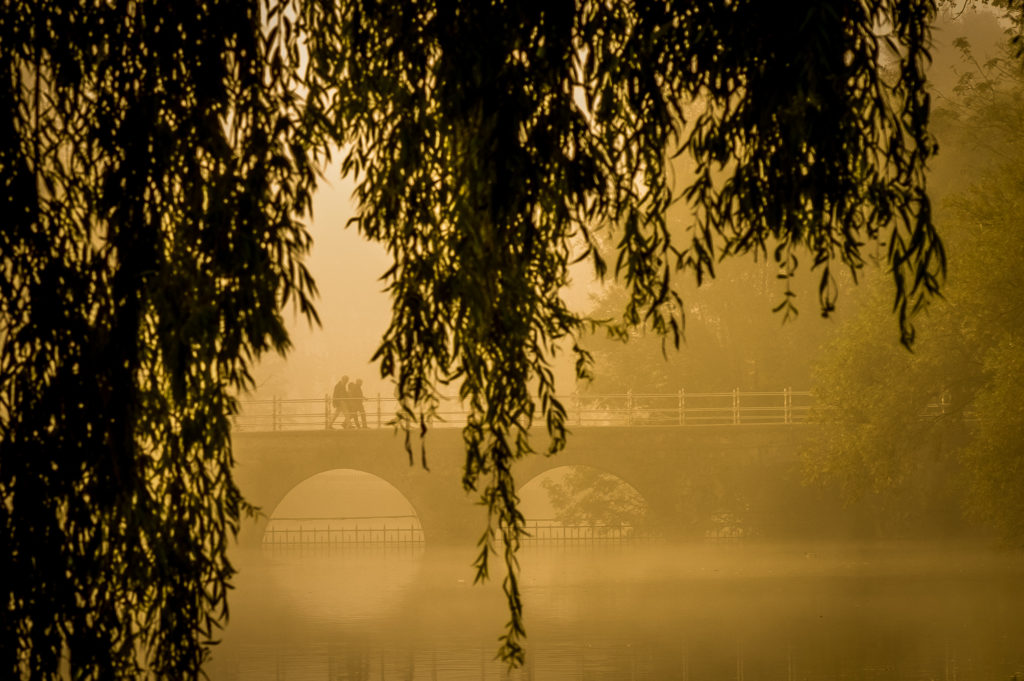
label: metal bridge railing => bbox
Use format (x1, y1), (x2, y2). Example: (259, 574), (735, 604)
(231, 389), (815, 432)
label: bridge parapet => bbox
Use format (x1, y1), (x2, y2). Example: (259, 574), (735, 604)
(233, 389), (815, 432)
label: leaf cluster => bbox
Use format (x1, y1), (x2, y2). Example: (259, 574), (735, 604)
(1, 0), (952, 674)
(299, 0), (944, 665)
(1, 1), (316, 677)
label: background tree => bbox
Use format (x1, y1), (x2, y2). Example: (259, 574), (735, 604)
(541, 467), (649, 531)
(579, 257), (851, 395)
(804, 17), (1024, 541)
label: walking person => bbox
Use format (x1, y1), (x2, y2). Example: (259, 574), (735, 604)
(349, 378), (367, 428)
(329, 375), (349, 429)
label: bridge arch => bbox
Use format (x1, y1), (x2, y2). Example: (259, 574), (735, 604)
(518, 464), (651, 528)
(233, 429), (493, 547)
(261, 468), (425, 545)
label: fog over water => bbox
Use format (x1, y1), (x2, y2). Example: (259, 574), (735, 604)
(201, 472), (1024, 680)
(207, 541), (1024, 680)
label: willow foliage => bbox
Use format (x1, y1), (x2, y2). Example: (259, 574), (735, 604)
(301, 0), (943, 665)
(3, 0), (946, 676)
(1, 0), (315, 677)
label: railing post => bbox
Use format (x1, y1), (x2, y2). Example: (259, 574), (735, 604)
(784, 387), (792, 424)
(626, 388), (633, 426)
(377, 393), (382, 428)
(678, 388), (685, 426)
(272, 395), (279, 431)
(732, 388), (739, 425)
(325, 393), (330, 430)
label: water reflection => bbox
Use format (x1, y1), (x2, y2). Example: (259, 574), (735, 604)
(265, 546), (424, 622)
(208, 542), (1024, 681)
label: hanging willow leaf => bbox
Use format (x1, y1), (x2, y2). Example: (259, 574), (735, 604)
(3, 0), (957, 674)
(300, 0), (944, 666)
(1, 1), (316, 678)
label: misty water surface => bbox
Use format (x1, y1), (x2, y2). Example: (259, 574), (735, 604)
(206, 541), (1024, 681)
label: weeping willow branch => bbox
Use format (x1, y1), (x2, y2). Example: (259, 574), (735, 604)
(301, 0), (943, 666)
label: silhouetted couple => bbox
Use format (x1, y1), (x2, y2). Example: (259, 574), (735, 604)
(329, 375), (367, 429)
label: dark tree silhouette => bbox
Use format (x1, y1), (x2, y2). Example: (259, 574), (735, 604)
(300, 0), (943, 664)
(1, 1), (316, 678)
(3, 0), (952, 675)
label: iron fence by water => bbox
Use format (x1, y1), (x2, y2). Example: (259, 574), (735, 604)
(263, 516), (423, 546)
(522, 520), (654, 544)
(263, 518), (674, 546)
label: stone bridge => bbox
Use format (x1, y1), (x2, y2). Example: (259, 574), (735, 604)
(232, 422), (817, 547)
